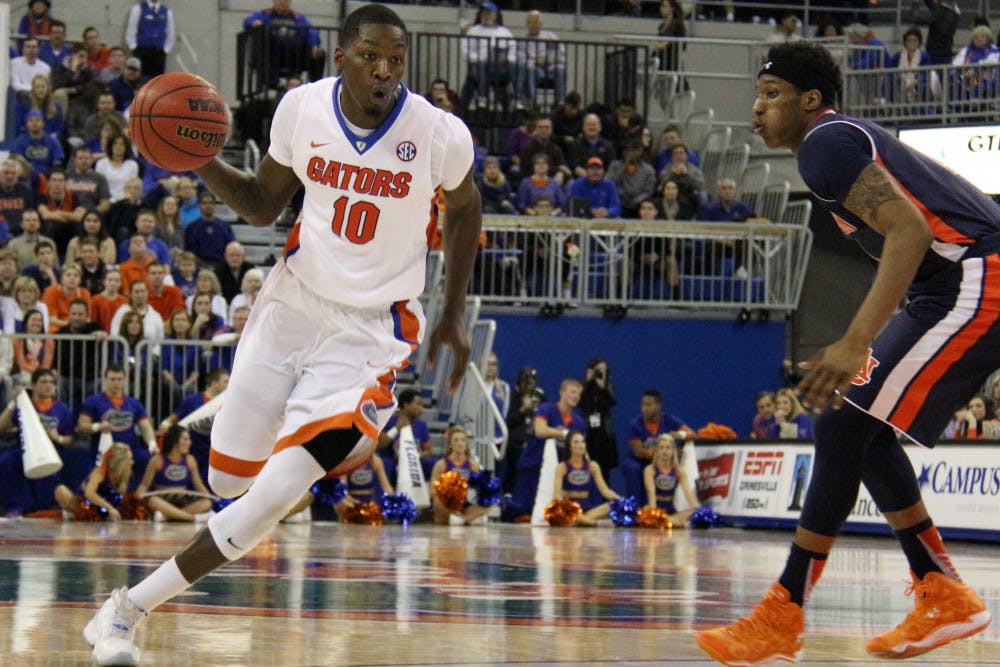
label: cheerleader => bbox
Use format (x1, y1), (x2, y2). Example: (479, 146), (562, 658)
(430, 426), (493, 525)
(54, 442), (141, 521)
(553, 430), (619, 526)
(136, 425), (213, 522)
(333, 456), (393, 522)
(643, 433), (699, 526)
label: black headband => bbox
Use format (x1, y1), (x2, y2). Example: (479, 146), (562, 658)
(758, 58), (836, 104)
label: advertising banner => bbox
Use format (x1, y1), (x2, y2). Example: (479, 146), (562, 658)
(695, 442), (1000, 542)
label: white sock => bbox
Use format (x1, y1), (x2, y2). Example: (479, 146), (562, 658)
(128, 556), (189, 613)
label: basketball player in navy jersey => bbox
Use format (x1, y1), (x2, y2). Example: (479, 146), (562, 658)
(696, 40), (995, 665)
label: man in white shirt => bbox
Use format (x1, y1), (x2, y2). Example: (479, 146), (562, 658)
(516, 10), (567, 109)
(459, 2), (515, 110)
(10, 37), (52, 98)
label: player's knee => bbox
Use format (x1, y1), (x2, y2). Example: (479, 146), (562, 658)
(813, 406), (878, 456)
(208, 468), (254, 499)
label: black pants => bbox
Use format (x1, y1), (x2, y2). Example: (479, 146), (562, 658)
(133, 46), (166, 77)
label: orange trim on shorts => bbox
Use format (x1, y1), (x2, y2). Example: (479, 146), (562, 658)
(271, 382), (396, 455)
(273, 413), (357, 456)
(209, 448), (268, 478)
(282, 221), (302, 258)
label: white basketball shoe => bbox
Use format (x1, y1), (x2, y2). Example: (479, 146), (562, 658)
(89, 586), (146, 666)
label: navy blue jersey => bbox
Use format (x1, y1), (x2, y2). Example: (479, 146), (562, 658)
(798, 111), (1000, 287)
(799, 111), (1000, 445)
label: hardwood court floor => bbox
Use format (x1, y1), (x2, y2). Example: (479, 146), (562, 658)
(0, 519), (997, 666)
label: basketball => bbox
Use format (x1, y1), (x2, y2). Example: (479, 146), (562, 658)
(129, 72), (230, 172)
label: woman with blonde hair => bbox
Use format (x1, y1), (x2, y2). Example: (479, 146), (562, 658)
(774, 387), (814, 439)
(16, 74), (65, 140)
(643, 433), (698, 525)
(1, 275), (50, 333)
(429, 426), (494, 525)
(55, 442), (138, 521)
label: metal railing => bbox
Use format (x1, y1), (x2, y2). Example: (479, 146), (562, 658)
(472, 215), (813, 312)
(236, 26), (649, 152)
(133, 339), (240, 423)
(841, 61), (1000, 125)
(4, 333), (127, 410)
(1, 334), (240, 424)
(448, 360), (509, 473)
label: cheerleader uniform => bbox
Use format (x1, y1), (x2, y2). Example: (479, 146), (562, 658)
(561, 460), (603, 511)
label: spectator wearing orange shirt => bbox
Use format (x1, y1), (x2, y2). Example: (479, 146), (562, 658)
(42, 263), (91, 332)
(118, 234), (154, 293)
(82, 26), (111, 74)
(89, 268), (127, 332)
(146, 262), (185, 321)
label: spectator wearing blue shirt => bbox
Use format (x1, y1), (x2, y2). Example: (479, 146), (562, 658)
(0, 368), (76, 518)
(39, 19), (73, 68)
(517, 154), (566, 214)
(846, 23), (889, 70)
(109, 57), (146, 112)
(508, 378), (586, 521)
(12, 110), (64, 175)
(697, 178), (755, 222)
(568, 157), (621, 218)
(652, 124), (701, 174)
(377, 388), (434, 485)
(244, 0), (326, 85)
(623, 389), (692, 499)
(117, 209), (171, 265)
(184, 192), (235, 267)
(125, 1), (175, 77)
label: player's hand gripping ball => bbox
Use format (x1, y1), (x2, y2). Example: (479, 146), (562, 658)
(129, 72), (230, 171)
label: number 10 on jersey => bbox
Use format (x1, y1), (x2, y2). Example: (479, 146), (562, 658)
(331, 196), (379, 244)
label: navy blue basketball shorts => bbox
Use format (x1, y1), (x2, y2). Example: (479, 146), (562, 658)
(844, 255), (1000, 447)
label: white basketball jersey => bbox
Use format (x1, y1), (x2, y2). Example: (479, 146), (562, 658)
(268, 77), (474, 307)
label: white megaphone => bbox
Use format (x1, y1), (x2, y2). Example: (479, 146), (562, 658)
(17, 392), (63, 480)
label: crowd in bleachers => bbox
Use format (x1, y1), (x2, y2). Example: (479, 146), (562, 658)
(4, 1), (1000, 525)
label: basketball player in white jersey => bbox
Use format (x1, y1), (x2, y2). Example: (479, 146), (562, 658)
(85, 5), (483, 665)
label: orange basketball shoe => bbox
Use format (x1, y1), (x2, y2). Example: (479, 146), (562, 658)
(866, 572), (991, 659)
(695, 582), (804, 666)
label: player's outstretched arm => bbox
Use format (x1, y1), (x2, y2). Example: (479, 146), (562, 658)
(427, 169), (483, 392)
(195, 155), (302, 227)
(798, 161), (932, 412)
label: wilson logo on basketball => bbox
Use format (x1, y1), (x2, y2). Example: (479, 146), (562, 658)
(176, 124), (228, 149)
(187, 98), (227, 115)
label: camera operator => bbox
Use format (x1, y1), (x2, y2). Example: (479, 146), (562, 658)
(502, 366), (547, 494)
(580, 356), (618, 477)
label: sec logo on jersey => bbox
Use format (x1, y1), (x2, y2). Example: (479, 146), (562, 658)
(396, 141), (417, 162)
